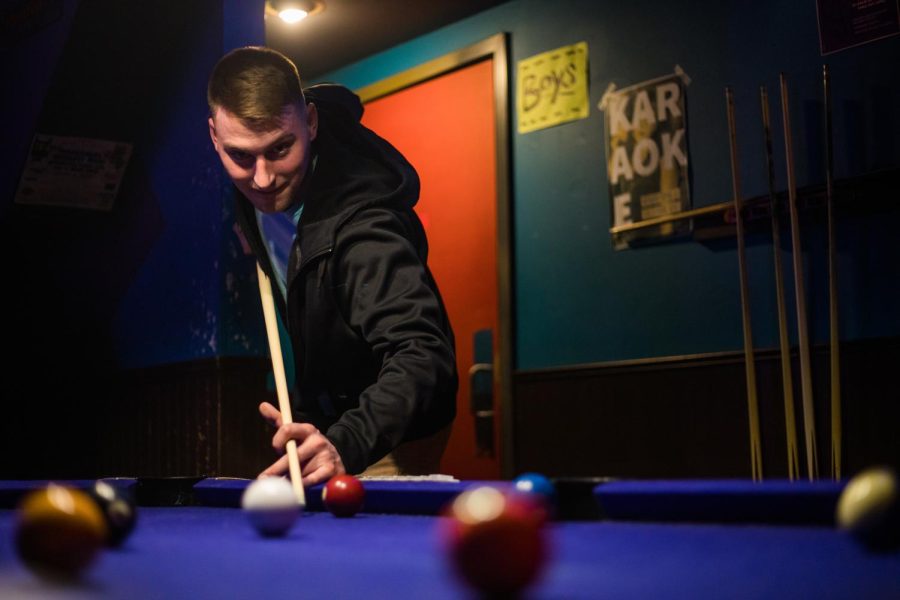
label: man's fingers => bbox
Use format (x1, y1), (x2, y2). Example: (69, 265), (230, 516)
(260, 459), (329, 487)
(259, 452), (311, 479)
(271, 422), (318, 455)
(260, 454), (289, 478)
(259, 402), (283, 428)
(302, 464), (333, 487)
(259, 443), (320, 479)
(260, 425), (345, 485)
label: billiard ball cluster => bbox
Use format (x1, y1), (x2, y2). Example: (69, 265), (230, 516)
(15, 480), (137, 580)
(442, 482), (552, 596)
(241, 474), (366, 537)
(29, 469), (900, 594)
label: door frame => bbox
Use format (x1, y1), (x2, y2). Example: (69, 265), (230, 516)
(356, 33), (515, 477)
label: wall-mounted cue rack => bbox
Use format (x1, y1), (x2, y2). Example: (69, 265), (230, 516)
(609, 168), (898, 242)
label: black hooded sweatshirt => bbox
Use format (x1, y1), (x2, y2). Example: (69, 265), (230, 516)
(234, 84), (458, 474)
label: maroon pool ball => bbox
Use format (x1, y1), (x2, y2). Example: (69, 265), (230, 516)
(441, 485), (548, 596)
(322, 475), (365, 517)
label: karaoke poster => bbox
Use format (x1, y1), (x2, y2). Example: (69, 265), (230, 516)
(601, 72), (691, 250)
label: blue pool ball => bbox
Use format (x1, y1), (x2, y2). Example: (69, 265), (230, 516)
(513, 473), (556, 505)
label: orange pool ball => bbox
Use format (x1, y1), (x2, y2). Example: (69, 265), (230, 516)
(15, 484), (108, 579)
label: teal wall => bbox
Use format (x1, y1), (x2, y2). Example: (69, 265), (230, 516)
(317, 0), (900, 370)
(7, 1), (894, 373)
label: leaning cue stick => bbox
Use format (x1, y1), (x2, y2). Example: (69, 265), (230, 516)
(256, 262), (306, 506)
(780, 73), (818, 480)
(725, 87), (764, 482)
(823, 64), (842, 480)
(760, 86), (800, 481)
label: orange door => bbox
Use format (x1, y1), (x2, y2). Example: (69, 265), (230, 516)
(361, 59), (501, 479)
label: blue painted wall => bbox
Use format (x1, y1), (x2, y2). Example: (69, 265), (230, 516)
(2, 0), (269, 370)
(318, 0), (900, 370)
(110, 0), (268, 368)
(1, 0), (79, 219)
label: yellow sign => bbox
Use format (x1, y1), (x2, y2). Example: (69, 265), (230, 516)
(517, 42), (589, 134)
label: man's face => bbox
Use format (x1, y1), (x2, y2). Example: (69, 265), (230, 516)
(209, 102), (318, 213)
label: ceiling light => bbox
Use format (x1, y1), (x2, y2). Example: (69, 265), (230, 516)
(279, 8), (308, 24)
(265, 1), (325, 25)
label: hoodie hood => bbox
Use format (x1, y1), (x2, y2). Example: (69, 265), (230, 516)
(232, 84), (422, 309)
(298, 84), (420, 255)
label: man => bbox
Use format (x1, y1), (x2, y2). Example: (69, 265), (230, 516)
(207, 47), (457, 485)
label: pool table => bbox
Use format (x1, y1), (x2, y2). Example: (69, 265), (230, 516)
(1, 478), (898, 598)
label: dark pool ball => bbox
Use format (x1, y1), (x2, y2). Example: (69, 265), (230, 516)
(86, 480), (137, 547)
(442, 485), (548, 596)
(322, 475), (365, 517)
(15, 484), (108, 579)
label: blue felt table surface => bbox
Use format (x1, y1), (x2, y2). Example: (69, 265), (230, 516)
(2, 505), (900, 599)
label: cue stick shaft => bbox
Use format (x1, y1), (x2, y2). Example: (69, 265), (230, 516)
(779, 73), (818, 480)
(256, 262), (306, 506)
(760, 85), (800, 481)
(823, 64), (842, 480)
(725, 87), (764, 482)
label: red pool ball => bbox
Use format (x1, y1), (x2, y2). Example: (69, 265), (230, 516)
(322, 475), (365, 517)
(442, 486), (548, 596)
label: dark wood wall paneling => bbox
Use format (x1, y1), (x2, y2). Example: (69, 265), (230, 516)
(101, 358), (274, 478)
(5, 340), (895, 480)
(0, 357), (274, 480)
(513, 336), (900, 479)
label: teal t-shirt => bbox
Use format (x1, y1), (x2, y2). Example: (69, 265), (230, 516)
(255, 200), (303, 301)
(255, 200), (302, 392)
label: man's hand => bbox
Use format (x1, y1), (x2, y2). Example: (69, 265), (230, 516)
(258, 402), (346, 486)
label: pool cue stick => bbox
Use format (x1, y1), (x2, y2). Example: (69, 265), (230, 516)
(823, 64), (842, 480)
(760, 86), (800, 481)
(256, 262), (306, 506)
(725, 87), (764, 482)
(779, 73), (818, 480)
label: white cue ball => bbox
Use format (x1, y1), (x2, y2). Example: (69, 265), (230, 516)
(836, 467), (899, 538)
(241, 477), (301, 537)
